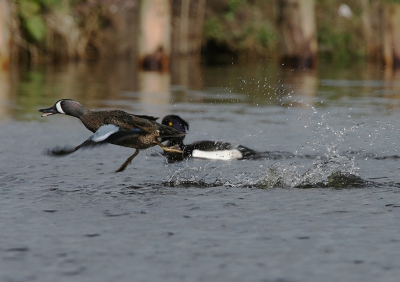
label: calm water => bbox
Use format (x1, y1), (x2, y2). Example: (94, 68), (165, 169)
(2, 60), (400, 281)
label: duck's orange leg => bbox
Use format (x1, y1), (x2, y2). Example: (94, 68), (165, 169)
(116, 149), (139, 172)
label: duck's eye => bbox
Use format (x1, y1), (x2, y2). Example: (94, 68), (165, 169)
(168, 122), (173, 126)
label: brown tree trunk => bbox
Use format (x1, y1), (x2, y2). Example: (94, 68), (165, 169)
(179, 0), (190, 56)
(361, 0), (383, 62)
(382, 3), (400, 69)
(277, 0), (318, 68)
(362, 0), (400, 69)
(138, 0), (171, 71)
(0, 0), (11, 70)
(171, 0), (206, 58)
(194, 0), (206, 58)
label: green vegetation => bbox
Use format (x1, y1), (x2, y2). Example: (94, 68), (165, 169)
(204, 0), (368, 63)
(316, 1), (365, 64)
(8, 0), (396, 64)
(203, 0), (278, 61)
(17, 0), (61, 43)
(13, 0), (105, 61)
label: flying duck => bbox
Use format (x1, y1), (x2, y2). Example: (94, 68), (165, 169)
(39, 99), (185, 172)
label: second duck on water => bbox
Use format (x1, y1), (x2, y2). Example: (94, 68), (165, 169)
(161, 115), (257, 162)
(40, 99), (184, 172)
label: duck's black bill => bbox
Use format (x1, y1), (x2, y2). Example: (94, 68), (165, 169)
(39, 106), (57, 117)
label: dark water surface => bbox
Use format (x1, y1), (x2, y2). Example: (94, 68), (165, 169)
(2, 60), (400, 281)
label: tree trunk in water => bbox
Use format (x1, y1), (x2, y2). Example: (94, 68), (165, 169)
(382, 3), (400, 69)
(138, 0), (171, 71)
(171, 0), (206, 59)
(277, 0), (317, 68)
(361, 0), (383, 62)
(362, 0), (400, 69)
(179, 0), (190, 56)
(0, 0), (11, 70)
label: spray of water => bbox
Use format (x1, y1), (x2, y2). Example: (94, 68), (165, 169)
(255, 97), (363, 189)
(163, 80), (368, 189)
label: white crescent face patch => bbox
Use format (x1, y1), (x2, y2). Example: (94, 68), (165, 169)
(55, 101), (66, 114)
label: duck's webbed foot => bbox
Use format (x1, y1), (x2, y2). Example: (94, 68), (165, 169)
(154, 140), (183, 154)
(116, 149), (139, 172)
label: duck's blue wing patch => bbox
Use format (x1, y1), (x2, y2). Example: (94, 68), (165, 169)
(89, 124), (144, 143)
(90, 124), (120, 142)
(91, 124), (144, 143)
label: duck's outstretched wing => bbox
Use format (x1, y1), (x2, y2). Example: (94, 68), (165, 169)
(132, 114), (158, 121)
(104, 115), (155, 132)
(104, 115), (185, 140)
(45, 124), (143, 156)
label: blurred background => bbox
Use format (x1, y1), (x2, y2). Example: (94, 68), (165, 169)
(0, 0), (399, 119)
(1, 0), (398, 66)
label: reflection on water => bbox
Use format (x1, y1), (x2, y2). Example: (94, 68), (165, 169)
(382, 67), (400, 101)
(279, 68), (318, 107)
(0, 69), (10, 119)
(170, 57), (203, 89)
(5, 59), (400, 121)
(135, 70), (171, 117)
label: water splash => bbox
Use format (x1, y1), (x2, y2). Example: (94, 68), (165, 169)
(163, 162), (227, 188)
(162, 95), (376, 189)
(256, 155), (362, 189)
(163, 153), (367, 189)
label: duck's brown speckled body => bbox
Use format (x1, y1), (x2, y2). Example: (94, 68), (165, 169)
(40, 99), (184, 172)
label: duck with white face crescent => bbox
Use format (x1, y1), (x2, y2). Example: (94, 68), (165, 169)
(39, 99), (185, 172)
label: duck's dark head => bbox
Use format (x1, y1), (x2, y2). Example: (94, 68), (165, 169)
(40, 99), (86, 118)
(161, 115), (189, 144)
